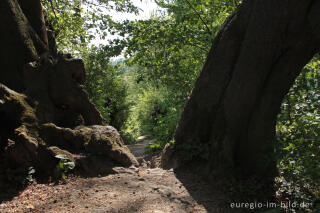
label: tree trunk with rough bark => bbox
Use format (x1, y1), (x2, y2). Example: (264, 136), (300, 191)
(0, 0), (46, 91)
(162, 0), (320, 199)
(0, 0), (137, 180)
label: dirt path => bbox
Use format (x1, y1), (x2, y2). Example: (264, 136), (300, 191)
(127, 136), (153, 158)
(0, 166), (234, 213)
(0, 137), (236, 213)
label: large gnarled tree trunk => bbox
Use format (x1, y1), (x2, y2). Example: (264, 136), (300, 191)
(162, 0), (320, 197)
(0, 0), (137, 179)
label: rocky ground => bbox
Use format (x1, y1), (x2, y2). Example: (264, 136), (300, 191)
(0, 137), (239, 213)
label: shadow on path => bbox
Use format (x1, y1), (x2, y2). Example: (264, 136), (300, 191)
(173, 166), (251, 213)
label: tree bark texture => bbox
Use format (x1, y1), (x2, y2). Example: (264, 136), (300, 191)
(0, 0), (49, 91)
(164, 0), (320, 181)
(0, 0), (138, 177)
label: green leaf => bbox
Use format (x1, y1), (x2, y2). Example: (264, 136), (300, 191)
(64, 162), (75, 170)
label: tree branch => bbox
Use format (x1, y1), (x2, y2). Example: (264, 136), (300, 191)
(184, 0), (212, 36)
(48, 0), (57, 18)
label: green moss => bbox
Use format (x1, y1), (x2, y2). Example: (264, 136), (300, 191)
(4, 86), (36, 123)
(24, 37), (38, 58)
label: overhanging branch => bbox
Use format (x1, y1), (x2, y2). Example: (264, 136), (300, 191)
(184, 0), (212, 36)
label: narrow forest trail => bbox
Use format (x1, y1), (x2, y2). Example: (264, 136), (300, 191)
(127, 136), (153, 158)
(0, 137), (235, 213)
